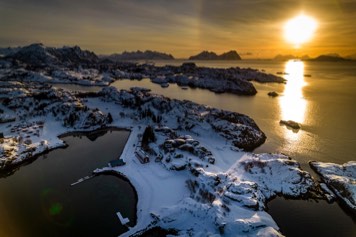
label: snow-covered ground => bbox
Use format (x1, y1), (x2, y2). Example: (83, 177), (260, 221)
(2, 45), (353, 234)
(94, 125), (315, 236)
(310, 161), (356, 211)
(0, 83), (318, 236)
(0, 43), (285, 97)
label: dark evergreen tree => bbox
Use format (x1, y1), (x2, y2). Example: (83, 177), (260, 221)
(141, 125), (156, 147)
(107, 112), (113, 123)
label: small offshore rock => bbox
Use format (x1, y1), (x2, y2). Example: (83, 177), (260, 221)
(279, 120), (301, 129)
(267, 91), (279, 97)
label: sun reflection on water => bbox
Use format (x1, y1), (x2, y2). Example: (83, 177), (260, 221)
(279, 60), (307, 141)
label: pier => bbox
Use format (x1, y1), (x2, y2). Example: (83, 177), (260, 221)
(116, 211), (130, 225)
(70, 175), (95, 186)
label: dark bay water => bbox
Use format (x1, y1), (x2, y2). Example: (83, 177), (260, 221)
(0, 129), (136, 237)
(267, 198), (356, 237)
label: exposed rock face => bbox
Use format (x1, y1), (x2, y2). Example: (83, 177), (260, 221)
(8, 43), (98, 66)
(311, 54), (348, 62)
(151, 153), (315, 236)
(189, 51), (219, 60)
(101, 86), (266, 151)
(148, 63), (285, 95)
(189, 50), (242, 60)
(0, 46), (21, 57)
(310, 161), (356, 212)
(280, 120), (301, 130)
(267, 91), (279, 97)
(218, 50), (242, 60)
(273, 54), (310, 61)
(104, 50), (175, 61)
(209, 110), (266, 151)
(273, 54), (296, 61)
(5, 87), (108, 129)
(0, 43), (285, 96)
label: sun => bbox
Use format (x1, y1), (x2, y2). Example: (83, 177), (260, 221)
(284, 14), (318, 48)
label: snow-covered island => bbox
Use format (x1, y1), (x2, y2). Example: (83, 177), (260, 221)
(310, 161), (356, 212)
(0, 44), (333, 236)
(0, 80), (322, 236)
(0, 43), (285, 97)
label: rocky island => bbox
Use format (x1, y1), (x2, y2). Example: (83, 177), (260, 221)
(0, 44), (285, 97)
(103, 50), (175, 61)
(189, 50), (242, 60)
(310, 161), (356, 212)
(0, 82), (320, 235)
(1, 43), (343, 236)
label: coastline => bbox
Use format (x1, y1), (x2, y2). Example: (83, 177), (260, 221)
(92, 125), (318, 236)
(94, 169), (139, 229)
(1, 55), (355, 235)
(0, 126), (132, 176)
(0, 84), (341, 236)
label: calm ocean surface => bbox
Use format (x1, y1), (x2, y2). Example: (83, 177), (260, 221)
(111, 59), (356, 236)
(113, 59), (356, 168)
(53, 59), (356, 236)
(0, 130), (136, 237)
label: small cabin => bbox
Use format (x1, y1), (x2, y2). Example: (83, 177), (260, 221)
(164, 139), (174, 148)
(108, 159), (126, 167)
(135, 149), (150, 164)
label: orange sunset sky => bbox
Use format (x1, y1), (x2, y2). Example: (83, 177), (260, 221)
(1, 0), (355, 58)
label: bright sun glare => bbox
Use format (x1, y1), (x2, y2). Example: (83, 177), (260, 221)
(284, 14), (318, 48)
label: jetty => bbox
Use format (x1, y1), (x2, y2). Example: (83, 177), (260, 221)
(70, 175), (95, 186)
(116, 211), (130, 225)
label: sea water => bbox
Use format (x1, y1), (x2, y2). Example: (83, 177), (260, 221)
(0, 130), (136, 237)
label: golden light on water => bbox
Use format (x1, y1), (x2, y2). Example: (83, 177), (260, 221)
(279, 60), (307, 140)
(284, 14), (318, 48)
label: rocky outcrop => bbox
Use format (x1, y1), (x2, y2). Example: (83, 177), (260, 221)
(280, 120), (301, 129)
(104, 50), (174, 61)
(8, 43), (98, 66)
(0, 43), (285, 96)
(209, 110), (266, 151)
(0, 46), (21, 57)
(267, 91), (279, 97)
(310, 54), (348, 62)
(310, 161), (356, 212)
(101, 86), (266, 151)
(273, 54), (310, 61)
(189, 50), (241, 60)
(189, 51), (218, 60)
(218, 50), (242, 60)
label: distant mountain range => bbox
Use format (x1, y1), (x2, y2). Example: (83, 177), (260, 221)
(310, 54), (349, 62)
(1, 44), (354, 63)
(346, 53), (356, 60)
(189, 50), (241, 60)
(1, 46), (242, 61)
(103, 50), (175, 61)
(273, 54), (310, 61)
(273, 53), (355, 62)
(1, 43), (98, 66)
(0, 46), (21, 56)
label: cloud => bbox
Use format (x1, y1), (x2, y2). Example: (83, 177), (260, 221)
(0, 0), (355, 57)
